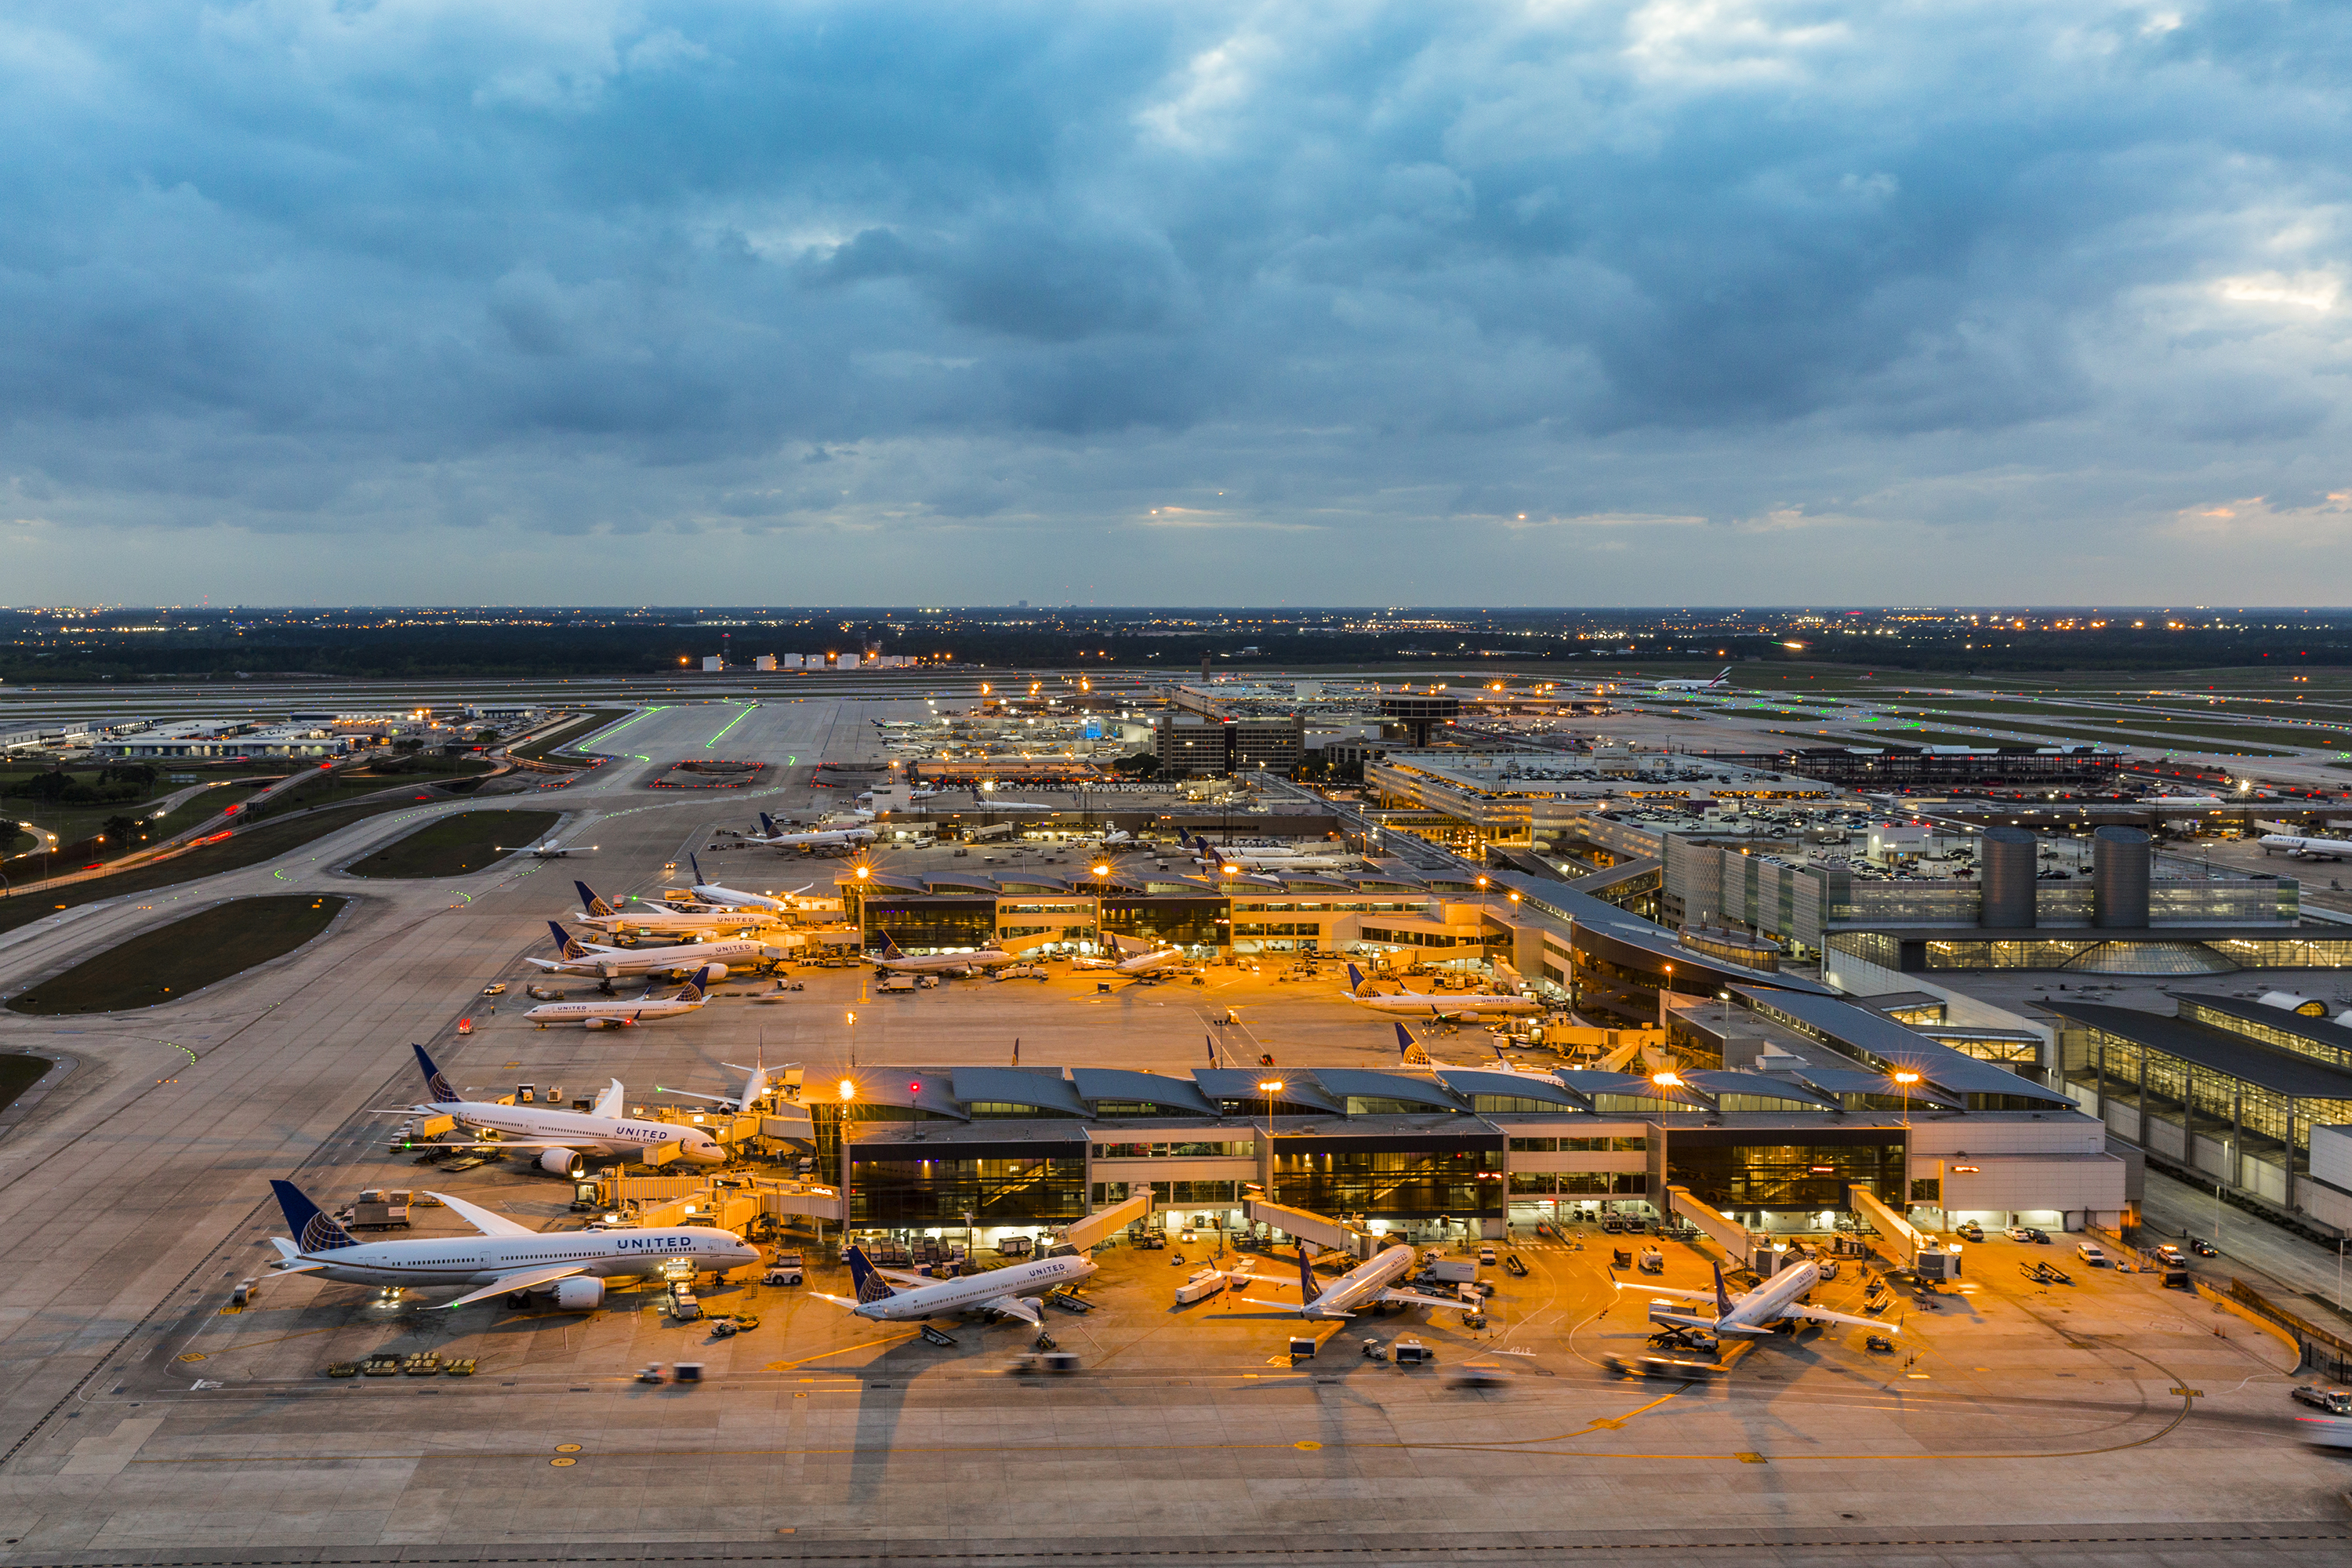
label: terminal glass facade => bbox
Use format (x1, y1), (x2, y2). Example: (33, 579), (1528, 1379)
(1270, 1143), (1503, 1218)
(1098, 898), (1227, 949)
(860, 897), (1000, 953)
(1665, 1132), (1904, 1213)
(848, 1152), (1087, 1228)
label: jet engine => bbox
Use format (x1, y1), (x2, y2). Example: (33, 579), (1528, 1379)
(550, 1277), (605, 1310)
(583, 1017), (636, 1030)
(682, 963), (728, 982)
(539, 1148), (586, 1177)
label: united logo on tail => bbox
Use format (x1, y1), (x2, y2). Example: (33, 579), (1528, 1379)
(844, 1246), (898, 1305)
(575, 880), (619, 918)
(1395, 1022), (1430, 1065)
(270, 1179), (358, 1254)
(411, 1043), (461, 1105)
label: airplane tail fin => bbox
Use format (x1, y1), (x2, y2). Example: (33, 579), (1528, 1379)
(845, 1246), (898, 1305)
(670, 966), (712, 1003)
(412, 1043), (461, 1105)
(759, 812), (779, 837)
(1712, 1261), (1734, 1318)
(575, 880), (616, 918)
(1347, 964), (1367, 993)
(1395, 1022), (1429, 1065)
(1298, 1244), (1316, 1301)
(547, 920), (588, 960)
(591, 1079), (624, 1120)
(270, 1179), (358, 1254)
(690, 852), (706, 885)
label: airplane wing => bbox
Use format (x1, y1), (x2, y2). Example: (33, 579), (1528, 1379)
(590, 1080), (625, 1120)
(1232, 1297), (1316, 1314)
(436, 1265), (590, 1310)
(809, 1291), (866, 1312)
(1784, 1305), (1893, 1331)
(984, 1294), (1044, 1327)
(874, 1268), (937, 1287)
(426, 1190), (537, 1239)
(268, 1261), (332, 1274)
(1374, 1287), (1479, 1312)
(1613, 1280), (1721, 1303)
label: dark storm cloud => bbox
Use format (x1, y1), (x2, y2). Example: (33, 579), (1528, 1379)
(3, 1), (2350, 602)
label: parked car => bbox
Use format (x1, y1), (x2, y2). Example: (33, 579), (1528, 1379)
(2005, 1226), (2035, 1242)
(2075, 1242), (2109, 1267)
(1955, 1221), (1984, 1243)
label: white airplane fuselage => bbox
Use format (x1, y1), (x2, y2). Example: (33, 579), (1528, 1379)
(2262, 834), (2352, 861)
(528, 936), (765, 979)
(285, 1228), (755, 1290)
(874, 948), (1018, 976)
(579, 908), (771, 938)
(427, 1098), (727, 1164)
(523, 998), (706, 1027)
(848, 1254), (1097, 1321)
(1348, 989), (1542, 1017)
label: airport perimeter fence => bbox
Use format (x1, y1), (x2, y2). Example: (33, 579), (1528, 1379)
(2226, 1277), (2352, 1381)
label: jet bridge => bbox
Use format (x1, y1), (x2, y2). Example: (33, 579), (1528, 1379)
(1665, 1185), (1773, 1273)
(1243, 1198), (1377, 1260)
(1057, 1190), (1152, 1253)
(1846, 1181), (1958, 1279)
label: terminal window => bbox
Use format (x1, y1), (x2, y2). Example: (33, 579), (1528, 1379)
(1270, 1149), (1503, 1218)
(849, 1155), (1087, 1226)
(1666, 1138), (1901, 1212)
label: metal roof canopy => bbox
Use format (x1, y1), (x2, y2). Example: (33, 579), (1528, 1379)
(1432, 1069), (1590, 1110)
(947, 1066), (1092, 1116)
(1069, 1069), (1220, 1117)
(2045, 1003), (2352, 1100)
(1307, 1069), (1468, 1112)
(1731, 985), (2072, 1105)
(1193, 1069), (1343, 1115)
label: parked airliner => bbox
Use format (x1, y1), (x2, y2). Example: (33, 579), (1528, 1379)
(814, 1245), (1096, 1327)
(1618, 1259), (1889, 1338)
(522, 921), (764, 985)
(523, 967), (713, 1029)
(386, 1044), (726, 1174)
(1343, 964), (1543, 1019)
(1236, 1242), (1470, 1318)
(265, 1180), (754, 1309)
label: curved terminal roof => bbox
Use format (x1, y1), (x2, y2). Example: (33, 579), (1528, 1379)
(1308, 1069), (1467, 1112)
(831, 1069), (971, 1120)
(1433, 1069), (1590, 1111)
(1069, 1069), (1220, 1117)
(948, 1067), (1092, 1116)
(1555, 1069), (1717, 1112)
(1733, 985), (2071, 1106)
(1683, 1071), (1842, 1111)
(1193, 1069), (1343, 1116)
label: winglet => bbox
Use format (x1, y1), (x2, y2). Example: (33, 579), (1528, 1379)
(270, 1179), (357, 1254)
(590, 1079), (624, 1120)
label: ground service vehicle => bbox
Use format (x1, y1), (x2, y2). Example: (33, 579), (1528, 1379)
(2292, 1385), (2352, 1415)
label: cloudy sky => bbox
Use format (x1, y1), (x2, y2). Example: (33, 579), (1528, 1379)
(4, 1), (2348, 606)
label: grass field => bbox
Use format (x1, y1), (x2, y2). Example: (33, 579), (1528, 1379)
(345, 809), (562, 878)
(0, 1054), (49, 1114)
(0, 796), (426, 937)
(1872, 708), (2307, 754)
(5, 895), (347, 1014)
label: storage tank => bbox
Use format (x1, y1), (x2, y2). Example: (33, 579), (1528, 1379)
(1979, 826), (2037, 928)
(2093, 826), (2151, 929)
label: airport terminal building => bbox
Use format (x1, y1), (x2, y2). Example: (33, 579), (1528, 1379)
(812, 1052), (2125, 1249)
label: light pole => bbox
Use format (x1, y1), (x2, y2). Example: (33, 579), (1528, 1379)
(1091, 862), (1110, 956)
(846, 1009), (858, 1069)
(1258, 1079), (1284, 1203)
(1893, 1069), (1922, 1210)
(831, 1076), (857, 1254)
